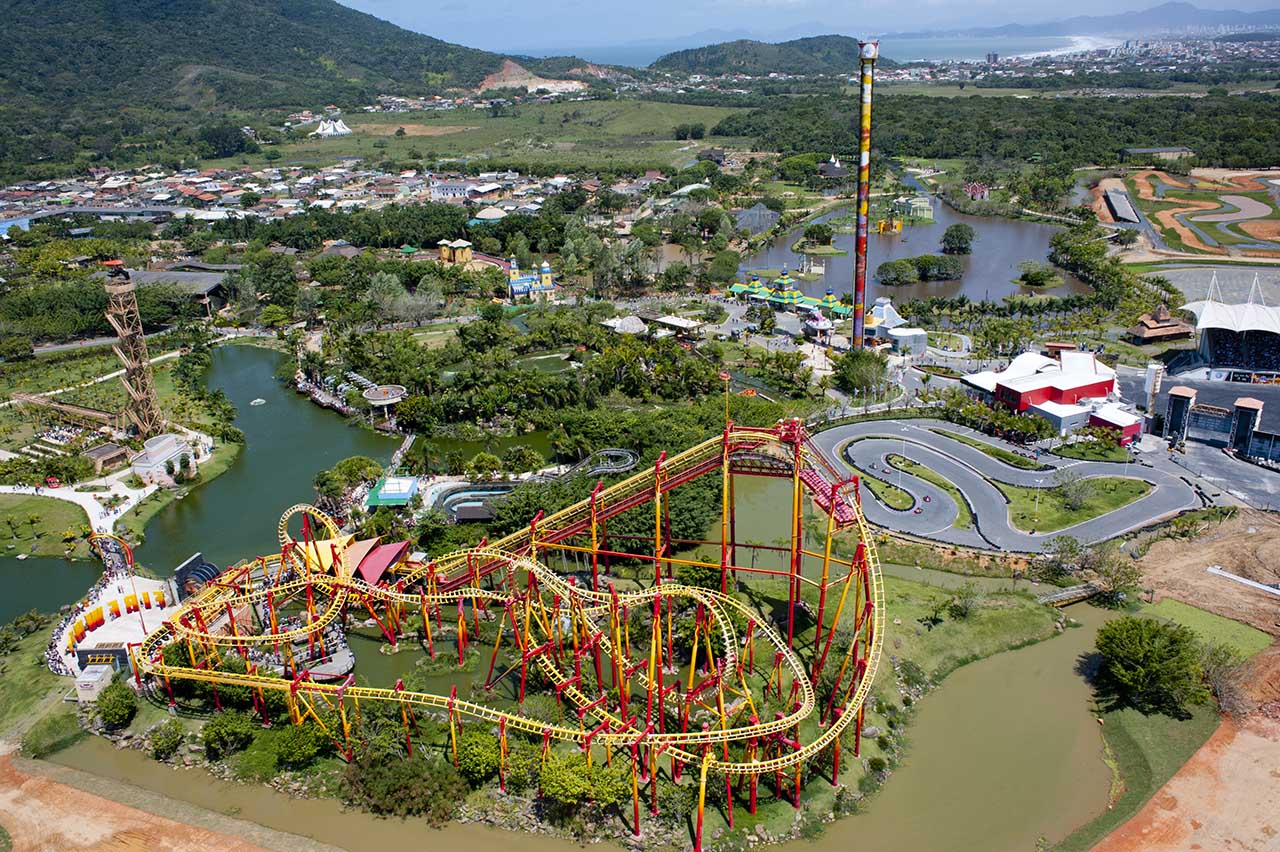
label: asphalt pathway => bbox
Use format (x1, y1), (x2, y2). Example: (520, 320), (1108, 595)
(810, 419), (1203, 553)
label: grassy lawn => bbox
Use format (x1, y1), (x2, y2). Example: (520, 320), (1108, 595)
(928, 427), (1047, 470)
(997, 477), (1151, 534)
(0, 628), (68, 738)
(1054, 441), (1130, 463)
(1137, 599), (1273, 658)
(885, 454), (974, 529)
(0, 348), (122, 402)
(214, 100), (746, 171)
(1052, 701), (1219, 852)
(857, 471), (914, 510)
(0, 494), (93, 558)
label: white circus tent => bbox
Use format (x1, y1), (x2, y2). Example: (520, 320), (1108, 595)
(310, 119), (353, 138)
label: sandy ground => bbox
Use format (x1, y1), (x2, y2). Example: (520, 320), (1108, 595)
(1153, 204), (1228, 255)
(0, 754), (265, 852)
(1092, 710), (1280, 852)
(478, 59), (586, 94)
(1094, 642), (1280, 852)
(1138, 509), (1280, 636)
(1239, 220), (1280, 241)
(358, 124), (476, 137)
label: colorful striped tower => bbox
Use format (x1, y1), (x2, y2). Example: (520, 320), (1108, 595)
(852, 41), (878, 348)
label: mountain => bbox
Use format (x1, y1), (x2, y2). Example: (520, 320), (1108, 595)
(0, 0), (603, 176)
(652, 36), (896, 76)
(881, 2), (1280, 39)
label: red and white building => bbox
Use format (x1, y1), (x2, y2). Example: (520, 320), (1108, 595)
(965, 352), (1140, 444)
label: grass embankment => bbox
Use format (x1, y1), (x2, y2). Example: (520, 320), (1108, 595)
(1052, 441), (1130, 463)
(1052, 702), (1219, 852)
(885, 454), (974, 529)
(1137, 598), (1273, 657)
(0, 494), (93, 558)
(996, 477), (1151, 534)
(215, 100), (747, 172)
(115, 441), (242, 548)
(928, 428), (1048, 470)
(0, 628), (67, 739)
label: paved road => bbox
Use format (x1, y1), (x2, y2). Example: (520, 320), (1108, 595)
(811, 419), (1205, 553)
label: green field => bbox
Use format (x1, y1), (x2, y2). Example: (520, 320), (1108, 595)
(1053, 441), (1130, 463)
(1137, 599), (1273, 658)
(218, 101), (748, 171)
(0, 494), (93, 558)
(859, 471), (914, 510)
(0, 627), (68, 738)
(997, 477), (1151, 534)
(885, 454), (974, 529)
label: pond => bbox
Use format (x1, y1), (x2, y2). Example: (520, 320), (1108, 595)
(746, 202), (1091, 304)
(0, 344), (396, 620)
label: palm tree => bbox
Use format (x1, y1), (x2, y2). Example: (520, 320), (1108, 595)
(26, 513), (41, 538)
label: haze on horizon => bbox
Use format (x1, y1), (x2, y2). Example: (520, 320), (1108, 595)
(337, 0), (1280, 54)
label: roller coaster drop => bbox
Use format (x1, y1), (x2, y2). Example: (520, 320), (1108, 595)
(134, 421), (884, 849)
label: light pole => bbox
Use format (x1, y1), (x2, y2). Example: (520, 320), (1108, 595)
(1034, 477), (1044, 520)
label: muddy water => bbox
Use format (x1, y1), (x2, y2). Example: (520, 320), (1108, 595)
(48, 736), (584, 852)
(807, 604), (1114, 852)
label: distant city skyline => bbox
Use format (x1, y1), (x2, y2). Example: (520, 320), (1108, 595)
(337, 0), (1280, 54)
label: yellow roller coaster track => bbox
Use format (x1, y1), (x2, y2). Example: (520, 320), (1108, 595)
(135, 425), (885, 779)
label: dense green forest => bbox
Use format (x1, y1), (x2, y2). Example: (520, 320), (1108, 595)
(652, 35), (897, 76)
(0, 0), (593, 178)
(711, 92), (1280, 167)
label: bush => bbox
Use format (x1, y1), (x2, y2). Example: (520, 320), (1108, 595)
(867, 756), (887, 773)
(1096, 616), (1209, 715)
(96, 679), (138, 729)
(455, 729), (501, 786)
(150, 718), (184, 760)
(202, 710), (257, 759)
(342, 753), (468, 821)
(21, 710), (84, 757)
(273, 720), (326, 768)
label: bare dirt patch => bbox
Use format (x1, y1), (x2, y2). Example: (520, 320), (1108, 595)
(1091, 709), (1280, 852)
(358, 124), (476, 137)
(1132, 170), (1190, 201)
(1240, 219), (1280, 241)
(478, 59), (586, 94)
(0, 755), (266, 851)
(1153, 205), (1228, 254)
(1139, 509), (1280, 635)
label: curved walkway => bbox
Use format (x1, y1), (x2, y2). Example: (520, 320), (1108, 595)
(0, 469), (157, 534)
(811, 419), (1202, 552)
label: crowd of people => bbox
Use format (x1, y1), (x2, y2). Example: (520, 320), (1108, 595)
(43, 565), (136, 676)
(36, 425), (85, 447)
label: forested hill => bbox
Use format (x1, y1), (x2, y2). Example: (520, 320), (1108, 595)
(652, 36), (897, 76)
(0, 0), (522, 177)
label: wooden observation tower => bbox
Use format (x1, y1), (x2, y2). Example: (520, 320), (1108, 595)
(103, 265), (163, 437)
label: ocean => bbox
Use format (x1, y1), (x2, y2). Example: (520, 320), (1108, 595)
(522, 35), (1113, 68)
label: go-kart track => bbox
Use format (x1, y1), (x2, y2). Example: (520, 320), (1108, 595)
(131, 422), (883, 851)
(811, 419), (1203, 552)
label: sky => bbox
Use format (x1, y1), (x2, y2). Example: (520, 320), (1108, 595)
(338, 0), (1280, 53)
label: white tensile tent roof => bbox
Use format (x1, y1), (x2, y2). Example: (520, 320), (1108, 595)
(1182, 272), (1280, 335)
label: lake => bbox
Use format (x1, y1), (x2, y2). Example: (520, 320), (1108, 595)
(747, 203), (1091, 304)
